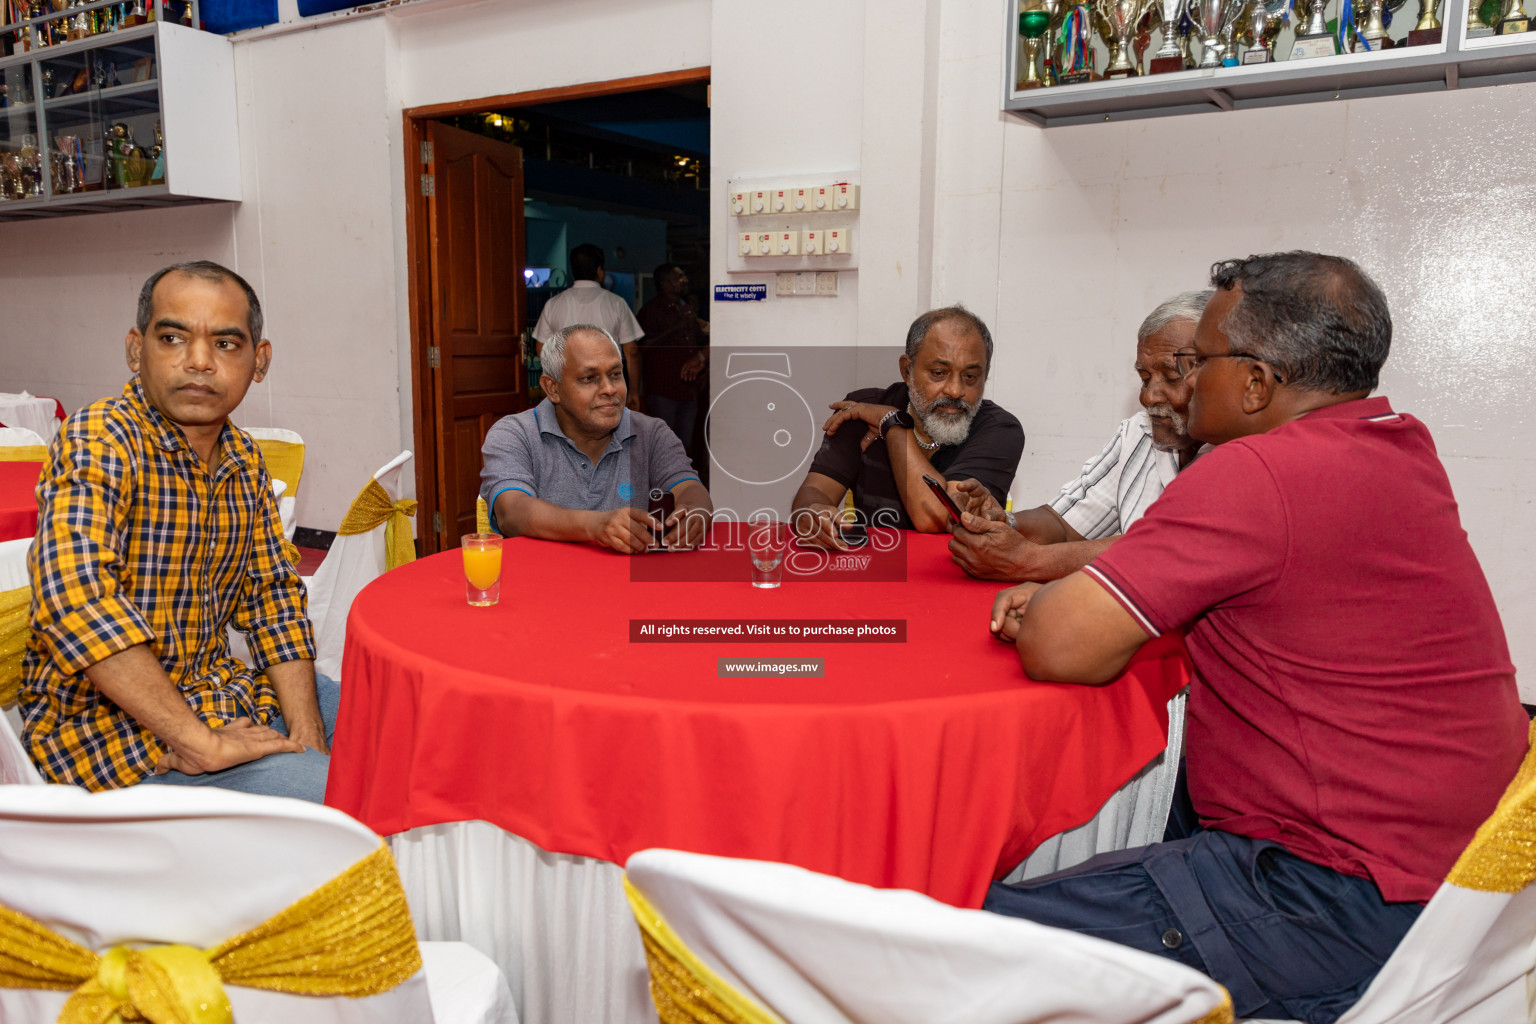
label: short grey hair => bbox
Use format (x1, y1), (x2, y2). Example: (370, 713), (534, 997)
(1211, 252), (1391, 393)
(1136, 289), (1214, 345)
(904, 305), (994, 377)
(540, 323), (622, 383)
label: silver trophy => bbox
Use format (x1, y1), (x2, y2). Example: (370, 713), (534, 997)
(1356, 0), (1408, 47)
(1153, 0), (1190, 61)
(1289, 0), (1336, 56)
(1189, 0), (1249, 65)
(1240, 0), (1289, 60)
(1094, 0), (1160, 75)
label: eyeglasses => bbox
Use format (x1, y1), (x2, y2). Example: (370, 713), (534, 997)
(1173, 351), (1285, 384)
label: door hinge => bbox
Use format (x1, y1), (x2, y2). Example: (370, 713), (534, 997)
(427, 346), (441, 369)
(420, 140), (433, 164)
(432, 511), (444, 535)
(420, 173), (435, 196)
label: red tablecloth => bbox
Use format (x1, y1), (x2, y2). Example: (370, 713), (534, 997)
(327, 531), (1191, 908)
(0, 462), (41, 543)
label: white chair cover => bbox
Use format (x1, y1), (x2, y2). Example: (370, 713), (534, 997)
(0, 785), (517, 1023)
(0, 393), (59, 443)
(0, 538), (41, 787)
(625, 848), (1231, 1024)
(308, 450), (413, 681)
(0, 425), (47, 448)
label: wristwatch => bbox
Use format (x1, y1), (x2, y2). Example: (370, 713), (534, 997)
(876, 407), (914, 438)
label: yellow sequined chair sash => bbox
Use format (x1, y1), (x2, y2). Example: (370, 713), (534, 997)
(623, 878), (785, 1024)
(252, 438), (305, 499)
(475, 498), (491, 536)
(337, 479), (417, 572)
(0, 584), (27, 707)
(0, 844), (422, 1024)
(0, 447), (46, 463)
(1447, 718), (1536, 893)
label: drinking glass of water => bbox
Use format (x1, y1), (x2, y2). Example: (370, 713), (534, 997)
(747, 520), (790, 589)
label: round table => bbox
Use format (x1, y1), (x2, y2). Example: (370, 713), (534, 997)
(0, 462), (41, 543)
(328, 529), (1190, 908)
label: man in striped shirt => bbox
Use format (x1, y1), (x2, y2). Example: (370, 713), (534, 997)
(20, 261), (333, 801)
(946, 290), (1212, 582)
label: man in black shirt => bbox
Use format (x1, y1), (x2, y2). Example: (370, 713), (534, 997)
(791, 306), (1024, 547)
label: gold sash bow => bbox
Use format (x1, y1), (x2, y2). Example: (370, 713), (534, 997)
(0, 446), (46, 463)
(336, 480), (417, 572)
(0, 584), (27, 707)
(0, 845), (423, 1023)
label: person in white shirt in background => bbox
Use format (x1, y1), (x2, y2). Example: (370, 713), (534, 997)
(533, 243), (645, 410)
(946, 289), (1213, 582)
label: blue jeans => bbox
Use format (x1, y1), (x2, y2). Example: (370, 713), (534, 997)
(983, 828), (1421, 1024)
(140, 672), (339, 804)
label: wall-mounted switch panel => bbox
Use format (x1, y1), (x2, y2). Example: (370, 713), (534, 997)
(824, 227), (853, 254)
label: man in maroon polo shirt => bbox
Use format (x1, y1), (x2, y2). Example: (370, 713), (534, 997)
(981, 251), (1527, 1024)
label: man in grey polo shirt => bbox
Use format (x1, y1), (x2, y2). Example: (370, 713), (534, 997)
(480, 324), (712, 554)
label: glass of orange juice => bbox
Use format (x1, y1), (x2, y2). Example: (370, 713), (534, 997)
(461, 533), (502, 606)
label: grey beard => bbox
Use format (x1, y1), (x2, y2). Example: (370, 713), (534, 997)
(1146, 404), (1190, 453)
(908, 378), (979, 446)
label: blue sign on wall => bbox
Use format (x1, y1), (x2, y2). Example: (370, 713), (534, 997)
(714, 284), (768, 303)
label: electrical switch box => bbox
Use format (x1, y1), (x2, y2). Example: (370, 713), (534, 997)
(812, 187), (832, 211)
(774, 230), (801, 256)
(770, 189), (791, 213)
(825, 227), (853, 255)
(792, 188), (812, 212)
(750, 191), (770, 214)
(801, 228), (822, 255)
(832, 183), (859, 210)
(729, 192), (748, 216)
(738, 232), (757, 257)
(756, 232), (775, 256)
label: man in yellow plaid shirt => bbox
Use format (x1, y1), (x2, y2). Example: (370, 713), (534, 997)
(19, 261), (335, 802)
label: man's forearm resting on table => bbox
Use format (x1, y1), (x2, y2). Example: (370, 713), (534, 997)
(495, 490), (607, 542)
(1012, 505), (1082, 546)
(84, 645), (301, 773)
(884, 428), (950, 532)
(1015, 572), (1150, 684)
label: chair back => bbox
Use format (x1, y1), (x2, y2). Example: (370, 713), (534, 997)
(0, 538), (41, 785)
(0, 785), (435, 1023)
(1333, 719), (1536, 1024)
(246, 427), (306, 497)
(308, 451), (414, 681)
(625, 848), (1232, 1024)
(0, 426), (46, 462)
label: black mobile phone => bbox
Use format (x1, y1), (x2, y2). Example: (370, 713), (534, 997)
(839, 522), (868, 548)
(922, 474), (963, 526)
(647, 488), (674, 547)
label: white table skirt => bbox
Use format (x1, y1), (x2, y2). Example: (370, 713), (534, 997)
(386, 693), (1186, 1024)
(0, 394), (59, 443)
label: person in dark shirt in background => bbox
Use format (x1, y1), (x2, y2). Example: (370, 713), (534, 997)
(636, 262), (709, 461)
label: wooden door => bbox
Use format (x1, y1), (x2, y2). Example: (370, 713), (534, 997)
(426, 121), (527, 549)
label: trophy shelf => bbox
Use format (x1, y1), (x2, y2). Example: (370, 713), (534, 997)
(0, 17), (238, 221)
(1003, 0), (1536, 126)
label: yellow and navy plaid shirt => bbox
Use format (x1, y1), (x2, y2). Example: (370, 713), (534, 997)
(20, 378), (314, 790)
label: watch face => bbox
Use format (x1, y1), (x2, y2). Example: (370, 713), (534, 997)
(895, 410), (916, 430)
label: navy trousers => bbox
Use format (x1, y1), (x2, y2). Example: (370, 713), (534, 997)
(985, 820), (1421, 1023)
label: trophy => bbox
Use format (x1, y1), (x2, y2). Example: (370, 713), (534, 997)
(1149, 0), (1190, 73)
(1497, 0), (1530, 32)
(1239, 0), (1289, 61)
(1094, 0), (1159, 76)
(1289, 0), (1337, 56)
(1467, 0), (1494, 35)
(1409, 0), (1442, 43)
(1217, 4), (1249, 63)
(1058, 0), (1101, 83)
(1354, 0), (1407, 48)
(1017, 0), (1055, 88)
(1189, 0), (1248, 66)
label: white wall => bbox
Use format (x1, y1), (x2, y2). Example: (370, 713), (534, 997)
(917, 1), (1536, 698)
(0, 0), (1528, 697)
